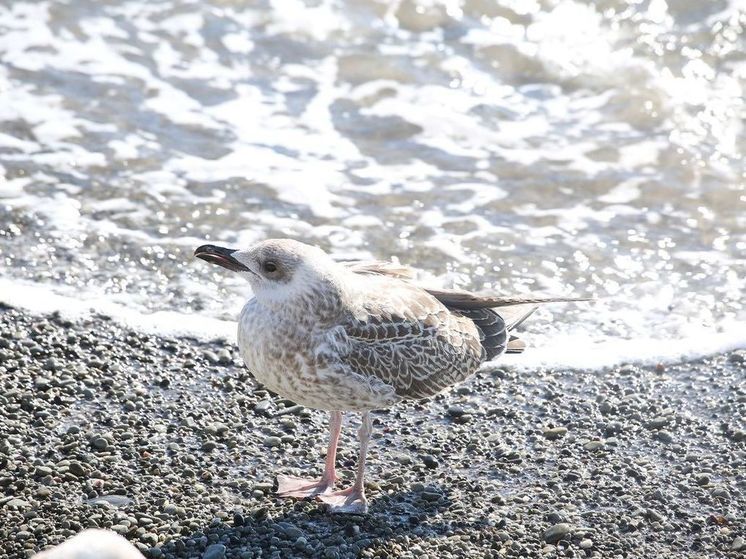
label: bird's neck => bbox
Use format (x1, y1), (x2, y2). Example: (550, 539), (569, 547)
(254, 274), (347, 325)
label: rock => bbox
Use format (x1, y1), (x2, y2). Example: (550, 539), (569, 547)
(421, 455), (439, 469)
(656, 431), (674, 444)
(645, 416), (669, 430)
(254, 400), (272, 415)
(727, 351), (744, 364)
(543, 523), (572, 544)
(394, 454), (412, 465)
(711, 487), (730, 499)
(579, 539), (593, 549)
(421, 490), (441, 502)
(583, 440), (604, 451)
(203, 544), (226, 559)
(43, 357), (60, 371)
(68, 461), (88, 477)
(446, 406), (467, 418)
(141, 533), (158, 547)
(86, 495), (133, 508)
(731, 536), (745, 551)
(542, 427), (567, 440)
(277, 522), (303, 540)
(695, 474), (710, 486)
(4, 498), (30, 510)
(646, 509), (664, 523)
(91, 436), (109, 451)
(263, 436), (282, 448)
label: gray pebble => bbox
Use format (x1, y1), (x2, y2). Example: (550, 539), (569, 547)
(263, 436), (282, 448)
(543, 523), (572, 544)
(583, 440), (604, 451)
(203, 543), (226, 559)
(91, 436), (109, 451)
(543, 427), (567, 440)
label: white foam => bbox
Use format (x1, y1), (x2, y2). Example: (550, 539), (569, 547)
(0, 278), (237, 342)
(502, 318), (746, 370)
(1, 278), (743, 371)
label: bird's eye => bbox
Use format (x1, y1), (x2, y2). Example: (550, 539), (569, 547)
(263, 261), (278, 273)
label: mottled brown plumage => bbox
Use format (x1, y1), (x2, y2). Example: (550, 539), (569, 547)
(195, 239), (589, 513)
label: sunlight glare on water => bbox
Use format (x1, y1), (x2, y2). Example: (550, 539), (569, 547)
(0, 0), (744, 367)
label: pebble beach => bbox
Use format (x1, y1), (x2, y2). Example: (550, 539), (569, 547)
(1, 304), (743, 559)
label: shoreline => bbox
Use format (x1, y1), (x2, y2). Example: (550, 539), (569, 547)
(0, 304), (743, 558)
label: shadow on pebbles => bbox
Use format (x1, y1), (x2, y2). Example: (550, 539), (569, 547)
(0, 304), (744, 558)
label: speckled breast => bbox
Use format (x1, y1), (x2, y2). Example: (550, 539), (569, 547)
(237, 298), (394, 411)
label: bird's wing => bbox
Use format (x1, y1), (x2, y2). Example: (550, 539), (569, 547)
(342, 260), (417, 280)
(426, 288), (588, 358)
(424, 287), (590, 310)
(317, 283), (484, 400)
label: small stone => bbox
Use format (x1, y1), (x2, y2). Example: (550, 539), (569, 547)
(394, 454), (412, 465)
(542, 427), (567, 440)
(140, 533), (158, 547)
(4, 498), (31, 510)
(421, 455), (439, 469)
(421, 490), (441, 502)
(645, 416), (669, 430)
(203, 544), (226, 559)
(579, 539), (593, 549)
(345, 525), (360, 537)
(68, 461), (87, 477)
(712, 487), (730, 499)
(111, 524), (130, 535)
(583, 440), (604, 451)
(91, 436), (109, 451)
(203, 351), (220, 364)
(43, 358), (60, 371)
(646, 509), (664, 523)
(656, 431), (674, 444)
(731, 536), (745, 551)
(727, 352), (744, 364)
(278, 522), (303, 540)
(695, 474), (710, 486)
(446, 406), (467, 418)
(202, 441), (218, 452)
(263, 436), (282, 448)
(543, 523), (572, 544)
(254, 400), (272, 415)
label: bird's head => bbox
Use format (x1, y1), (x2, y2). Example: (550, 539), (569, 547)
(194, 238), (337, 305)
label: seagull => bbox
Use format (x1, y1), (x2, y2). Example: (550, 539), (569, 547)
(195, 239), (587, 513)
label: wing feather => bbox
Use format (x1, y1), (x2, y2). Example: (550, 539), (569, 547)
(317, 282), (484, 400)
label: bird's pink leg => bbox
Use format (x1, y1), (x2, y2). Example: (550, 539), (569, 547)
(276, 411), (342, 498)
(318, 411), (372, 514)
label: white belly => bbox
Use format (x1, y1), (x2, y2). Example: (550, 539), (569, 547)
(237, 299), (398, 411)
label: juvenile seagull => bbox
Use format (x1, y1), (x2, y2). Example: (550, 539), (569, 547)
(195, 239), (587, 513)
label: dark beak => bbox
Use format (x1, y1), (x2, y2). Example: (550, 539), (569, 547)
(194, 244), (250, 272)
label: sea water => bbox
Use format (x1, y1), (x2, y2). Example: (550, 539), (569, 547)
(0, 0), (744, 369)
